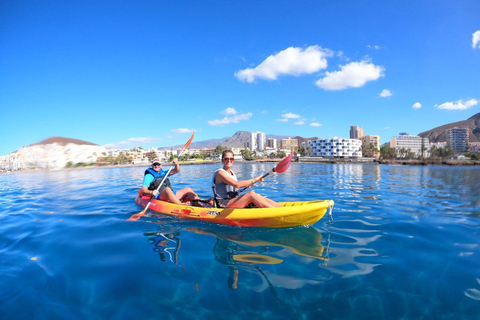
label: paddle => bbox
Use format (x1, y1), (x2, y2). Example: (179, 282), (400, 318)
(128, 132), (195, 221)
(238, 153), (293, 193)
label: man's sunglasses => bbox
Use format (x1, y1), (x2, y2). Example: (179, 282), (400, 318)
(153, 163), (161, 166)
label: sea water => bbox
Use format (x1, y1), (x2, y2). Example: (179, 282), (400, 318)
(0, 163), (479, 320)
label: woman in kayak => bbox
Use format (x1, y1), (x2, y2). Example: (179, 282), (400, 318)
(213, 150), (282, 208)
(142, 158), (199, 204)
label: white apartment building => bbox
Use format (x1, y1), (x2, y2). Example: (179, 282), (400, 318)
(309, 137), (362, 158)
(250, 131), (266, 151)
(390, 133), (429, 157)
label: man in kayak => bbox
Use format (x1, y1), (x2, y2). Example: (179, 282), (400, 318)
(213, 150), (282, 208)
(142, 158), (199, 204)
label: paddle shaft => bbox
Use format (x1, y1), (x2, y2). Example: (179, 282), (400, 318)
(238, 169), (273, 193)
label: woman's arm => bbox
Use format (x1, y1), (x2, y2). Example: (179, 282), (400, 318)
(215, 170), (260, 189)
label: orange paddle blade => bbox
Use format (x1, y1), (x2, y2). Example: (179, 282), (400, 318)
(128, 206), (148, 221)
(182, 132), (195, 151)
(274, 153), (292, 173)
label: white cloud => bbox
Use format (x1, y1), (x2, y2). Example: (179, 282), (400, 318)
(104, 137), (162, 149)
(221, 108), (237, 115)
(208, 111), (253, 126)
(235, 45), (333, 83)
(473, 30), (480, 49)
(435, 99), (478, 110)
(380, 89), (392, 97)
(367, 45), (381, 50)
(171, 128), (194, 133)
(282, 112), (301, 119)
(295, 120), (306, 125)
(310, 122), (322, 127)
(412, 102), (422, 109)
(277, 118), (289, 122)
(315, 60), (385, 90)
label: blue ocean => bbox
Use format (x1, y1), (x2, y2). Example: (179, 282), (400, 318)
(1, 163), (479, 319)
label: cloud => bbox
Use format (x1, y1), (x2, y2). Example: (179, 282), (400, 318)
(171, 128), (194, 133)
(310, 122), (322, 127)
(104, 137), (162, 149)
(435, 99), (478, 110)
(473, 30), (480, 49)
(380, 89), (392, 97)
(277, 118), (289, 122)
(315, 60), (385, 90)
(208, 110), (253, 126)
(235, 45), (333, 83)
(221, 108), (237, 115)
(295, 120), (306, 125)
(412, 102), (422, 109)
(282, 112), (301, 119)
(367, 45), (381, 50)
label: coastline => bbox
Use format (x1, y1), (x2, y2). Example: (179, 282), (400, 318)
(2, 157), (480, 175)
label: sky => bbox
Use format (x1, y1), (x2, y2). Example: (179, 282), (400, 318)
(1, 0), (479, 155)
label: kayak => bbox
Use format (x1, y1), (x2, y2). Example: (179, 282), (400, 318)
(135, 194), (334, 228)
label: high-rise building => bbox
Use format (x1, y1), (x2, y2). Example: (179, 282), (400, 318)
(266, 138), (277, 149)
(390, 133), (429, 157)
(350, 126), (365, 139)
(250, 132), (266, 151)
(308, 137), (362, 158)
(446, 128), (469, 154)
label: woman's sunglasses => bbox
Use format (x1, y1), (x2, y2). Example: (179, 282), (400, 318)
(223, 157), (234, 162)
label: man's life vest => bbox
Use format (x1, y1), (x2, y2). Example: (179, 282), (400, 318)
(145, 168), (172, 192)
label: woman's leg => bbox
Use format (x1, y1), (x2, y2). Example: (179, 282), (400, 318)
(227, 191), (282, 208)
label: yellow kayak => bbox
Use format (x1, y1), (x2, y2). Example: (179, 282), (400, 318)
(135, 195), (334, 228)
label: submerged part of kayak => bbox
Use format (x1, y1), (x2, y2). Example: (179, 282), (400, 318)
(134, 194), (334, 228)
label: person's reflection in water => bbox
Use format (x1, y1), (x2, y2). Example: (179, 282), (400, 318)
(213, 238), (241, 289)
(147, 232), (182, 264)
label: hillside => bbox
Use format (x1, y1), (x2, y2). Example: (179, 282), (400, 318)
(163, 131), (315, 150)
(30, 136), (98, 147)
(418, 112), (480, 143)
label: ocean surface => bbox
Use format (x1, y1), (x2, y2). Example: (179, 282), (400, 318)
(1, 163), (479, 320)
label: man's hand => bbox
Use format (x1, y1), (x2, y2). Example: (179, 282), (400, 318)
(152, 190), (159, 197)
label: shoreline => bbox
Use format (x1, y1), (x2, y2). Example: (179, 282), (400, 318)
(2, 158), (480, 175)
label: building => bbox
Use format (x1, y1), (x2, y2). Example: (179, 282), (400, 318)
(281, 137), (298, 151)
(390, 133), (429, 157)
(468, 142), (480, 154)
(350, 126), (365, 139)
(363, 135), (381, 157)
(250, 131), (266, 151)
(446, 128), (469, 154)
(266, 138), (277, 149)
(308, 137), (362, 158)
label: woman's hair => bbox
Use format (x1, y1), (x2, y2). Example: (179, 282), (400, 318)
(222, 150), (234, 160)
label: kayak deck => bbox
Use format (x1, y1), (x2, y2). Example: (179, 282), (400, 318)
(135, 196), (334, 228)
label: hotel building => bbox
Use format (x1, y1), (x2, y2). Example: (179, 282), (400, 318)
(308, 137), (362, 158)
(446, 128), (469, 154)
(250, 131), (266, 151)
(390, 133), (429, 157)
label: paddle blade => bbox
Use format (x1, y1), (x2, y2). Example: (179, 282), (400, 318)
(274, 153), (293, 173)
(127, 207), (147, 221)
(182, 132), (195, 151)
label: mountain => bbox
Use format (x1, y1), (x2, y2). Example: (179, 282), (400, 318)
(29, 136), (98, 147)
(418, 112), (480, 143)
(162, 131), (314, 150)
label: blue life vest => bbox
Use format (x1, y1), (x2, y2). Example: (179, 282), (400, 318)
(145, 168), (172, 191)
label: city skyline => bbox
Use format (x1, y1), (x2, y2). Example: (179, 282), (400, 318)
(1, 1), (479, 156)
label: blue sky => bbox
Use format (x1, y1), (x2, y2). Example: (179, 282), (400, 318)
(1, 0), (479, 155)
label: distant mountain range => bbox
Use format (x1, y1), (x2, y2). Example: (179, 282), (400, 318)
(162, 131), (318, 150)
(418, 112), (480, 143)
